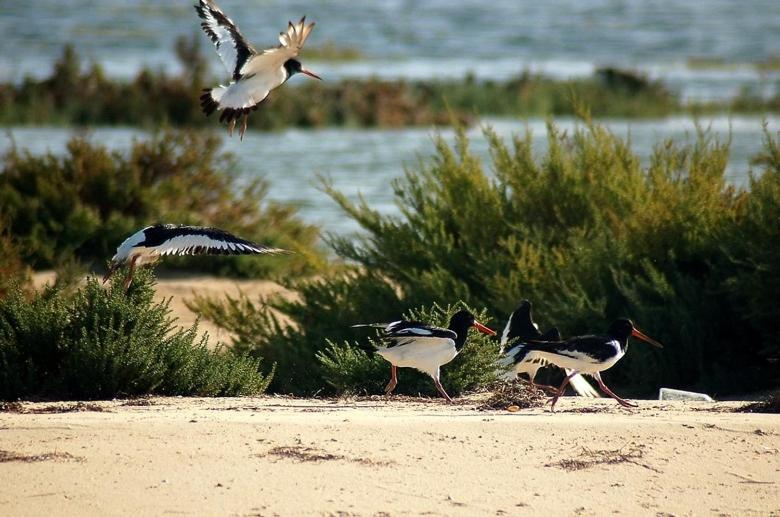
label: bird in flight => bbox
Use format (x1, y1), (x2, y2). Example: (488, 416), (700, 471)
(103, 224), (288, 290)
(195, 0), (321, 139)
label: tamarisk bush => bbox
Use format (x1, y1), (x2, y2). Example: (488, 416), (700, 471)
(0, 270), (271, 400)
(192, 121), (780, 396)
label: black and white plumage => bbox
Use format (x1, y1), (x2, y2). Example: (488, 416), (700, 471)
(353, 310), (497, 402)
(103, 224), (288, 289)
(497, 300), (599, 398)
(195, 0), (321, 139)
(511, 318), (663, 411)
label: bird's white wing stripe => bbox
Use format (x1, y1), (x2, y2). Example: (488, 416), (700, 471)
(385, 321), (404, 332)
(568, 372), (600, 398)
(151, 234), (272, 256)
(196, 0), (255, 80)
(499, 313), (513, 349)
(395, 327), (434, 336)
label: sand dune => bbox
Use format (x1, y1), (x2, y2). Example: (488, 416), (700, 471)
(1, 397), (777, 516)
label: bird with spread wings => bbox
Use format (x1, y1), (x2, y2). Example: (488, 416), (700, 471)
(195, 0), (321, 139)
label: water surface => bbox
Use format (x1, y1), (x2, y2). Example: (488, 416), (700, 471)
(3, 116), (776, 234)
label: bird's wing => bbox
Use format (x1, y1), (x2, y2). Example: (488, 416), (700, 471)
(567, 372), (600, 398)
(195, 0), (257, 81)
(246, 16), (316, 72)
(384, 323), (456, 347)
(500, 300), (542, 350)
(539, 327), (562, 341)
(352, 319), (456, 347)
(145, 225), (286, 256)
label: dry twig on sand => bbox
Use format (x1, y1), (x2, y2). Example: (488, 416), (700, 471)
(546, 444), (661, 473)
(477, 380), (546, 411)
(0, 450), (82, 463)
(737, 392), (780, 414)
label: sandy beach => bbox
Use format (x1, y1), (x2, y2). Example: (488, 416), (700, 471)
(1, 396), (777, 516)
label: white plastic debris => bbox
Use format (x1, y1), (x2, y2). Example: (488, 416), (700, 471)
(658, 388), (714, 402)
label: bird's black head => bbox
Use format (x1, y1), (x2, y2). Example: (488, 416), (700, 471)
(608, 318), (663, 348)
(283, 59), (322, 81)
(448, 310), (496, 349)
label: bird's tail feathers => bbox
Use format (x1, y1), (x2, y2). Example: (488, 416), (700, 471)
(351, 323), (389, 329)
(200, 86), (227, 116)
(567, 372), (600, 398)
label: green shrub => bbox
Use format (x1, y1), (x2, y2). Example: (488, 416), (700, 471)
(0, 130), (326, 278)
(0, 220), (29, 299)
(193, 121), (779, 396)
(189, 270), (408, 394)
(317, 303), (501, 396)
(2, 44), (776, 129)
(0, 269), (271, 400)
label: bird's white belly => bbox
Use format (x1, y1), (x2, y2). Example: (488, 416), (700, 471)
(496, 352), (545, 380)
(377, 340), (458, 377)
(222, 68), (285, 109)
(530, 348), (624, 374)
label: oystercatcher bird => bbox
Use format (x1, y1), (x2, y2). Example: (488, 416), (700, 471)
(103, 224), (288, 290)
(195, 0), (321, 139)
(353, 310), (497, 402)
(510, 318), (663, 410)
(497, 300), (599, 397)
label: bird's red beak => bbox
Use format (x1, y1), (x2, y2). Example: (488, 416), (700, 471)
(300, 68), (322, 80)
(631, 327), (663, 348)
(472, 321), (497, 336)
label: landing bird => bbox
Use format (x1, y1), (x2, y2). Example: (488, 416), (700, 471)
(511, 318), (663, 411)
(497, 300), (599, 398)
(195, 0), (321, 140)
(353, 310), (496, 403)
(103, 224), (288, 290)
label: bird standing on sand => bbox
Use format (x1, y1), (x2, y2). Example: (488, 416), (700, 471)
(509, 318), (663, 410)
(195, 0), (321, 139)
(353, 310), (497, 402)
(497, 300), (599, 397)
(103, 224), (288, 290)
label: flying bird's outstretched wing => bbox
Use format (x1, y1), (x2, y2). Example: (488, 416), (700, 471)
(242, 16), (316, 75)
(142, 225), (287, 257)
(195, 0), (256, 80)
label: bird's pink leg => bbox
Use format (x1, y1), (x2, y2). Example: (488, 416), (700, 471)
(524, 371), (559, 394)
(384, 364), (398, 395)
(593, 372), (637, 408)
(239, 112), (249, 140)
(547, 370), (580, 412)
(123, 256), (139, 292)
(529, 379), (560, 395)
(227, 118), (236, 137)
(433, 377), (453, 404)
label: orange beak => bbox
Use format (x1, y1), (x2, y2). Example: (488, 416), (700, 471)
(631, 327), (663, 348)
(472, 321), (497, 336)
(300, 68), (322, 80)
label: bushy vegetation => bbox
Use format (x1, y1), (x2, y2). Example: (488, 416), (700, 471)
(319, 303), (500, 396)
(0, 270), (271, 400)
(193, 121), (780, 396)
(0, 129), (326, 278)
(2, 44), (777, 130)
(0, 219), (29, 299)
(192, 291), (500, 396)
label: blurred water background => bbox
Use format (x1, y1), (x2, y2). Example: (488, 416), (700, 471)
(2, 0), (779, 233)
